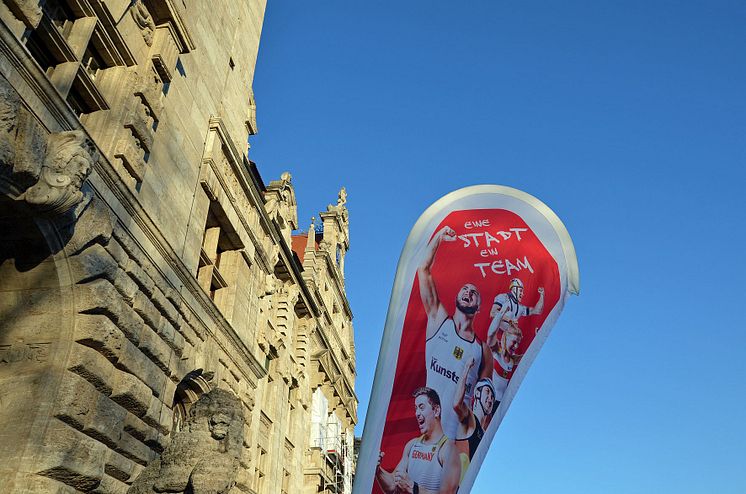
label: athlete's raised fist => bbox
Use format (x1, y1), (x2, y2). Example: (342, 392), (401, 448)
(440, 226), (457, 242)
(537, 287), (545, 295)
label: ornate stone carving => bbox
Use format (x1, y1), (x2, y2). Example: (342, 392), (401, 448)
(0, 342), (50, 364)
(23, 130), (98, 215)
(264, 172), (298, 232)
(0, 77), (20, 167)
(131, 0), (155, 47)
(127, 388), (245, 494)
(246, 89), (258, 135)
(1, 77), (46, 189)
(151, 24), (181, 83)
(4, 0), (43, 29)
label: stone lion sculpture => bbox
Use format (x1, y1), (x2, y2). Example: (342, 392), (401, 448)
(128, 388), (244, 494)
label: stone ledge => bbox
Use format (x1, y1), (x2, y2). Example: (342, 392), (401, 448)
(36, 419), (107, 492)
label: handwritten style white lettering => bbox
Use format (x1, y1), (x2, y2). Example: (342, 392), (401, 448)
(459, 220), (533, 278)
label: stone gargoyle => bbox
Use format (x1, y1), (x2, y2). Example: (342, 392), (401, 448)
(127, 388), (245, 494)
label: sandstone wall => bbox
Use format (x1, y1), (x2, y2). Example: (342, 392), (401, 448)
(0, 1), (356, 493)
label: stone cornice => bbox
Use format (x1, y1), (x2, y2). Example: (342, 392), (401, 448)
(144, 0), (196, 52)
(310, 329), (357, 423)
(204, 119), (319, 322)
(205, 116), (271, 273)
(320, 248), (353, 319)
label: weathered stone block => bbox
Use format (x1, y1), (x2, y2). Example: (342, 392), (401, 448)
(65, 198), (116, 255)
(55, 372), (97, 431)
(188, 319), (207, 341)
(164, 287), (181, 312)
(68, 343), (115, 395)
(75, 313), (165, 399)
(110, 372), (151, 417)
(115, 341), (165, 398)
(15, 474), (80, 494)
(132, 291), (160, 330)
(104, 449), (138, 483)
(115, 431), (155, 466)
(75, 314), (126, 363)
(157, 317), (185, 357)
(70, 243), (119, 285)
(138, 329), (173, 375)
(162, 376), (176, 406)
(77, 279), (144, 345)
(142, 398), (169, 436)
(152, 288), (179, 327)
(55, 371), (127, 448)
(159, 405), (174, 436)
(113, 269), (139, 305)
(36, 420), (107, 491)
(112, 226), (143, 263)
(122, 412), (152, 443)
(85, 392), (127, 448)
(92, 474), (130, 494)
(173, 313), (198, 346)
(140, 261), (162, 288)
(104, 237), (130, 268)
(129, 463), (144, 484)
(125, 259), (155, 297)
(141, 400), (173, 439)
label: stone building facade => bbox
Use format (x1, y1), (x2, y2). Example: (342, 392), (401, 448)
(0, 1), (356, 493)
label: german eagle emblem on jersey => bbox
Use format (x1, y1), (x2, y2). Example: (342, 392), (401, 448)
(453, 346), (464, 360)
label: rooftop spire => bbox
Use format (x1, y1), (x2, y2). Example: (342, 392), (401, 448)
(306, 216), (316, 250)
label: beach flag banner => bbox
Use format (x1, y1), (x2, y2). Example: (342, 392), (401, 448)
(353, 185), (580, 494)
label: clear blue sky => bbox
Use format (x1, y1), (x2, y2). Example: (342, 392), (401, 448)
(249, 2), (746, 492)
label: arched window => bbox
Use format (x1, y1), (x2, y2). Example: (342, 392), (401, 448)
(172, 369), (212, 432)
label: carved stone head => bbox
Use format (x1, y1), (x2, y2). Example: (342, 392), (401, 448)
(24, 130), (98, 215)
(185, 387), (244, 452)
(127, 388), (245, 494)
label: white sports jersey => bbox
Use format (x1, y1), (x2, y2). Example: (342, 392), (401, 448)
(426, 318), (482, 440)
(493, 293), (530, 330)
(406, 435), (447, 493)
(491, 351), (514, 402)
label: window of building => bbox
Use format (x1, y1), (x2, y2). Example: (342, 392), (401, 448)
(44, 0), (76, 38)
(65, 87), (88, 117)
(81, 47), (104, 81)
(22, 0), (116, 118)
(310, 388), (329, 449)
(281, 469), (290, 494)
(254, 446), (267, 493)
(197, 202), (238, 301)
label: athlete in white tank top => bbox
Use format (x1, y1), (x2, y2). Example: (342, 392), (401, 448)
(418, 226), (494, 443)
(426, 318), (482, 439)
(375, 388), (461, 494)
(405, 434), (448, 492)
